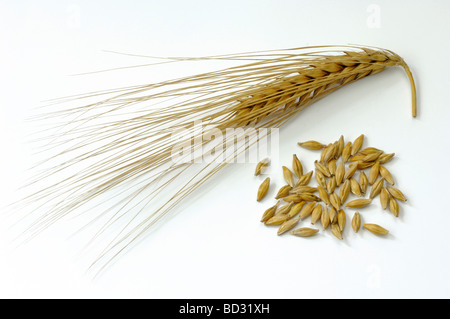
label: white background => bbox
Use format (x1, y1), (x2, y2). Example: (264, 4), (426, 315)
(1, 0), (450, 298)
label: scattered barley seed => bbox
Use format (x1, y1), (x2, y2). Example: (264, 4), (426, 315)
(328, 159), (337, 175)
(342, 142), (352, 163)
(329, 207), (337, 224)
(331, 223), (343, 240)
(351, 134), (364, 156)
(387, 186), (407, 202)
(359, 171), (368, 194)
(260, 201), (280, 222)
(368, 161), (380, 185)
(298, 140), (326, 150)
(287, 201), (305, 218)
(359, 147), (382, 155)
(339, 179), (351, 203)
(350, 178), (362, 196)
(344, 162), (358, 180)
(275, 185), (292, 199)
(317, 186), (330, 205)
(335, 162), (345, 186)
(254, 158), (270, 176)
(290, 227), (320, 237)
(257, 177), (270, 201)
(282, 166), (295, 187)
(380, 187), (390, 210)
(337, 209), (346, 232)
(363, 223), (389, 235)
(336, 135), (345, 158)
(265, 214), (289, 225)
(292, 154), (304, 178)
(345, 198), (372, 208)
(370, 178), (384, 199)
(321, 208), (330, 230)
(315, 160), (331, 177)
(296, 170), (313, 186)
(327, 176), (337, 194)
(315, 170), (327, 188)
(352, 212), (361, 233)
(379, 166), (395, 185)
(278, 217), (300, 235)
(311, 204), (323, 225)
(378, 153), (395, 164)
(362, 151), (383, 162)
(357, 161), (376, 169)
(389, 197), (399, 217)
(330, 193), (341, 211)
(299, 202), (316, 220)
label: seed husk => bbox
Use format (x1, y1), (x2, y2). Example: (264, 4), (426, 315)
(265, 214), (289, 225)
(275, 185), (292, 199)
(321, 208), (330, 230)
(321, 144), (334, 163)
(344, 162), (358, 180)
(299, 202), (316, 220)
(278, 217), (300, 235)
(315, 160), (331, 177)
(331, 223), (343, 240)
(357, 161), (375, 169)
(337, 209), (346, 231)
(378, 153), (395, 164)
(350, 178), (362, 196)
(359, 147), (382, 156)
(368, 161), (380, 185)
(363, 223), (389, 235)
(345, 198), (372, 208)
(330, 192), (341, 211)
(298, 140), (326, 150)
(275, 202), (294, 215)
(283, 194), (304, 203)
(351, 134), (364, 156)
(292, 154), (304, 178)
(260, 201), (280, 222)
(287, 201), (305, 218)
(296, 170), (313, 186)
(380, 187), (390, 210)
(257, 177), (270, 201)
(379, 166), (395, 185)
(348, 154), (365, 162)
(352, 212), (361, 233)
(290, 227), (319, 237)
(282, 166), (295, 187)
(339, 179), (351, 203)
(387, 186), (407, 202)
(389, 197), (399, 217)
(311, 204), (323, 225)
(254, 158), (270, 176)
(329, 207), (337, 224)
(328, 159), (337, 175)
(342, 142), (352, 163)
(291, 186), (318, 194)
(359, 171), (368, 194)
(299, 193), (321, 202)
(327, 176), (337, 194)
(336, 135), (345, 159)
(317, 186), (330, 205)
(335, 162), (345, 186)
(315, 170), (327, 188)
(369, 178), (384, 199)
(362, 151), (383, 162)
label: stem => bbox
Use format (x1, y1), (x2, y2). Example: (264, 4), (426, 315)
(400, 61), (417, 117)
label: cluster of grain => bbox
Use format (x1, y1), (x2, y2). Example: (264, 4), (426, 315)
(256, 135), (406, 239)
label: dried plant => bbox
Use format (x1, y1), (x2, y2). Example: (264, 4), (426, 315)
(18, 45), (416, 272)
